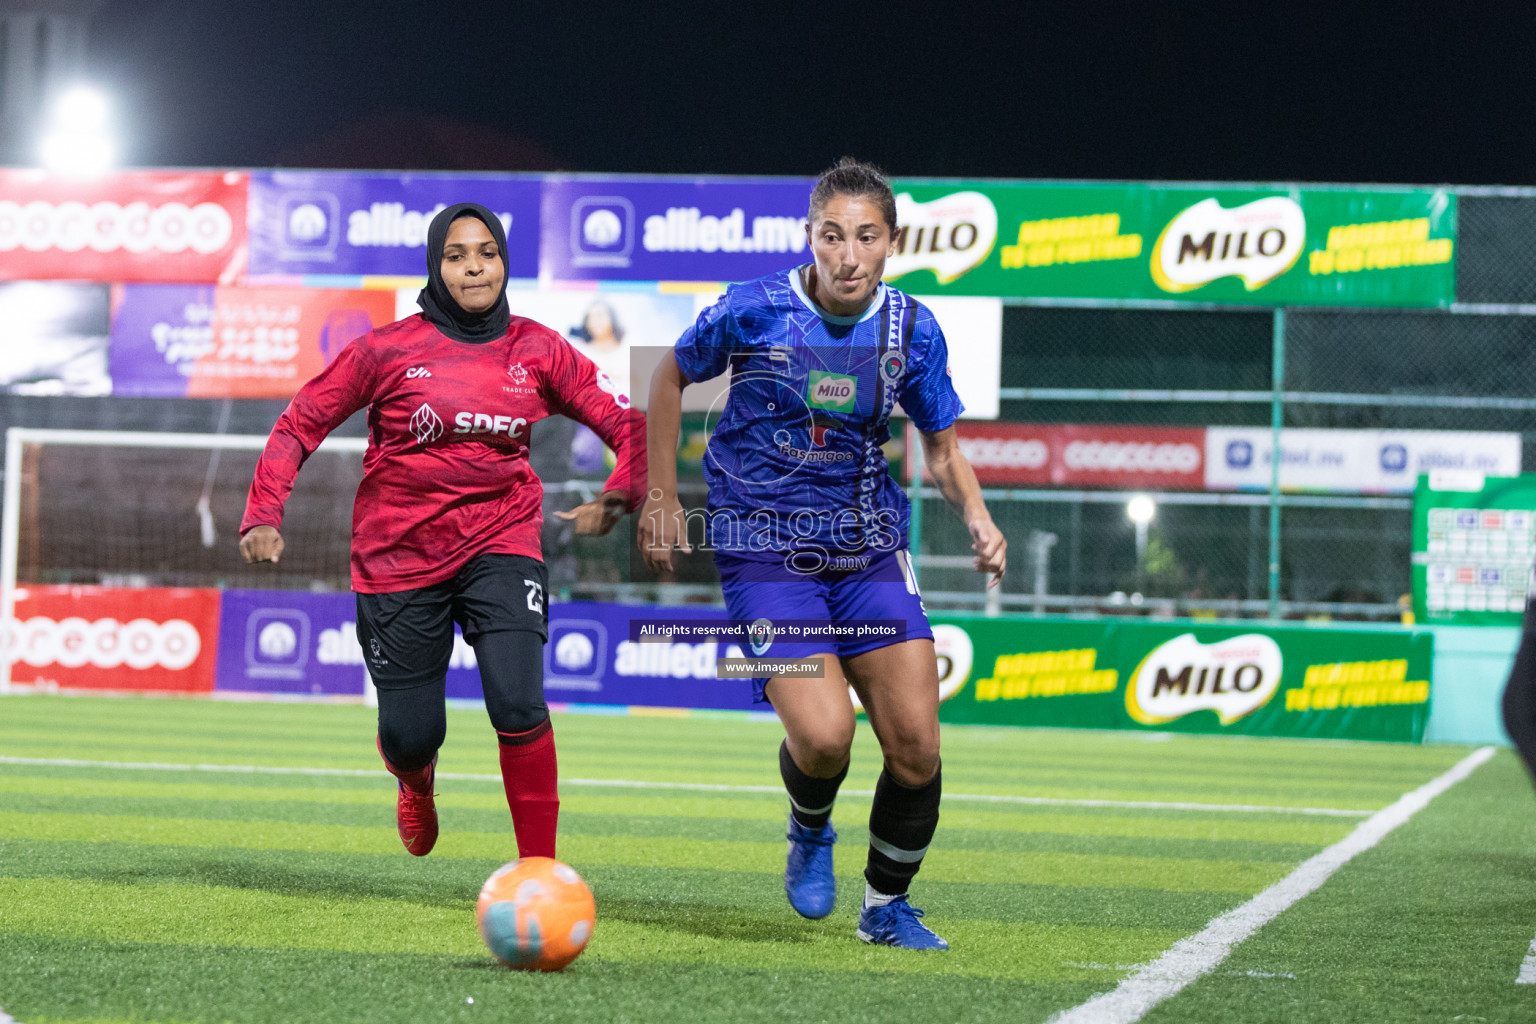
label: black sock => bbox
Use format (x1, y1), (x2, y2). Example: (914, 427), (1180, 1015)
(865, 763), (941, 897)
(1504, 601), (1536, 780)
(779, 739), (848, 830)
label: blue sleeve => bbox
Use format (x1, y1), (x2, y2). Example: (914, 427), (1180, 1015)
(901, 310), (965, 432)
(672, 293), (739, 384)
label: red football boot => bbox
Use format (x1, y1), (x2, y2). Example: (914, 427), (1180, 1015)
(378, 737), (438, 856)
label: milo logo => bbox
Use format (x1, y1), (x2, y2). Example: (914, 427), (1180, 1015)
(808, 371), (857, 411)
(1125, 633), (1282, 726)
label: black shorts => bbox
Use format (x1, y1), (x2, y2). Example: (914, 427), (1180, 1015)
(355, 553), (548, 690)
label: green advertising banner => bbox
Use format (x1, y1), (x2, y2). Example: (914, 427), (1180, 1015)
(1412, 473), (1536, 626)
(886, 181), (1456, 307)
(930, 617), (1432, 741)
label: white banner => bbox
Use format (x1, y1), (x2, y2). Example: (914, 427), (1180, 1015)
(1206, 427), (1522, 494)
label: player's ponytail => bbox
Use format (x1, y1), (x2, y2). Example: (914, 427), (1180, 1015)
(809, 157), (897, 232)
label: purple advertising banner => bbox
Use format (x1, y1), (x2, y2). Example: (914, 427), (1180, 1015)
(109, 284), (397, 398)
(543, 601), (758, 711)
(214, 592), (759, 711)
(215, 589), (484, 699)
(109, 284), (208, 397)
(540, 176), (816, 283)
(248, 171), (543, 279)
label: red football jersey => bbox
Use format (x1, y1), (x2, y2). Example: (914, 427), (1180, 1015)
(241, 314), (645, 593)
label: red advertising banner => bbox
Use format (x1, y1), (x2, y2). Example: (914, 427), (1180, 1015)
(3, 585), (222, 692)
(0, 169), (247, 283)
(110, 284), (399, 398)
(920, 422), (1207, 489)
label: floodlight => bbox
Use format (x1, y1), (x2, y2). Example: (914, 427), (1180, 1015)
(38, 84), (116, 176)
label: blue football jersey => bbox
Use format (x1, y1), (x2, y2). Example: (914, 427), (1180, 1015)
(672, 266), (964, 558)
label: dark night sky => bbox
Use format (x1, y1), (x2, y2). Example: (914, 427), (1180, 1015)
(86, 1), (1536, 185)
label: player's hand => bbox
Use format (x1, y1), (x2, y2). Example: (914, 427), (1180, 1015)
(240, 525), (285, 564)
(637, 488), (692, 573)
(968, 515), (1006, 589)
(556, 489), (630, 537)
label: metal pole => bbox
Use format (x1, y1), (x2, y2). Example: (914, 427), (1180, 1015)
(1268, 308), (1286, 620)
(1, 427), (23, 693)
(1029, 529), (1057, 617)
(907, 422), (924, 588)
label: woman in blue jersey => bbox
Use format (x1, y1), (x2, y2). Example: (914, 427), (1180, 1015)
(640, 158), (1006, 950)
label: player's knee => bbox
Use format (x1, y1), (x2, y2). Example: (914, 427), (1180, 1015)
(487, 700), (549, 737)
(791, 730), (854, 777)
(379, 717), (445, 772)
(879, 732), (940, 786)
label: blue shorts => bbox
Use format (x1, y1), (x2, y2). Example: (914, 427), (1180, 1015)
(715, 548), (933, 703)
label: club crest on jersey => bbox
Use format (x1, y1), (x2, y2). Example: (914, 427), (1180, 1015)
(408, 403), (445, 445)
(507, 362), (529, 385)
(807, 371), (856, 411)
(595, 370), (631, 409)
(879, 351), (906, 385)
(748, 617), (775, 656)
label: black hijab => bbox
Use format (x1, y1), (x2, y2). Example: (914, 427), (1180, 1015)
(417, 203), (512, 344)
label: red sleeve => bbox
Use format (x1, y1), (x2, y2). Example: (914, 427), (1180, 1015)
(240, 340), (380, 535)
(541, 331), (648, 511)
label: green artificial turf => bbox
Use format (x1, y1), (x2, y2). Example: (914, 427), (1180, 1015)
(0, 693), (1525, 1023)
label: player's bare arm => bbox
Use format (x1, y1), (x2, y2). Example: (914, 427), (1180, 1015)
(637, 350), (692, 573)
(555, 488), (630, 536)
(919, 425), (1006, 586)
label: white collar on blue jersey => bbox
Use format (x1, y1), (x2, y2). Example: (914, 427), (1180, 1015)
(790, 264), (887, 326)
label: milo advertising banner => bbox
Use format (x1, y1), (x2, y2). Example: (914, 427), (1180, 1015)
(930, 616), (1432, 742)
(885, 181), (1456, 307)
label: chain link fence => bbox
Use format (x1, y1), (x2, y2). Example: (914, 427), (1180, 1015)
(914, 193), (1536, 620)
(5, 192), (1536, 622)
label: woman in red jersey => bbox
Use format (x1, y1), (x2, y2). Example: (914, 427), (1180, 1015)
(239, 203), (644, 859)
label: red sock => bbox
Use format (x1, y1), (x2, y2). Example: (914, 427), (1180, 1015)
(497, 718), (559, 858)
(376, 734), (433, 793)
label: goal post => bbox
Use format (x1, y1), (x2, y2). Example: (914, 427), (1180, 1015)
(0, 427), (367, 693)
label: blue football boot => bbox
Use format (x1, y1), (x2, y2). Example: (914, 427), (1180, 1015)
(857, 897), (949, 950)
(784, 817), (837, 919)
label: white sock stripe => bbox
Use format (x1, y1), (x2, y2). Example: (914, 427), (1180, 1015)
(788, 795), (836, 816)
(1517, 932), (1536, 985)
(1047, 745), (1497, 1024)
(869, 833), (929, 864)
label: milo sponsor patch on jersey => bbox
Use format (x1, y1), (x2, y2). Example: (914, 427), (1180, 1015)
(807, 371), (857, 411)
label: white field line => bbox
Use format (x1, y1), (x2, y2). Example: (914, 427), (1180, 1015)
(1517, 933), (1536, 984)
(0, 1007), (17, 1024)
(0, 755), (1372, 817)
(1048, 745), (1497, 1024)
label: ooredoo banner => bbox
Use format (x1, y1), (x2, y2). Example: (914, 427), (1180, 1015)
(247, 171), (542, 280)
(2, 585), (221, 692)
(916, 422), (1206, 489)
(540, 176), (815, 283)
(0, 169), (247, 283)
(110, 284), (397, 398)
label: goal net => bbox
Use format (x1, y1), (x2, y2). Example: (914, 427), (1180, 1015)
(1, 428), (366, 596)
